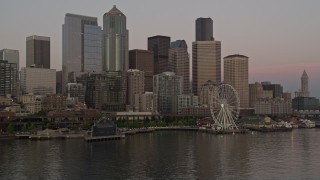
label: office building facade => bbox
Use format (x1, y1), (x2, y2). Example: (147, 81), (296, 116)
(20, 67), (56, 95)
(262, 83), (283, 98)
(196, 17), (213, 41)
(63, 13), (102, 93)
(177, 94), (198, 114)
(254, 98), (292, 115)
(0, 60), (17, 96)
(169, 40), (190, 94)
(26, 35), (50, 68)
(127, 69), (145, 111)
(224, 54), (249, 108)
(56, 71), (62, 94)
(134, 92), (158, 113)
(129, 49), (154, 92)
(67, 83), (86, 103)
(249, 82), (274, 108)
(86, 72), (126, 111)
(103, 5), (129, 72)
(0, 49), (19, 71)
(292, 97), (319, 111)
(148, 35), (171, 75)
(153, 72), (183, 114)
(192, 40), (221, 96)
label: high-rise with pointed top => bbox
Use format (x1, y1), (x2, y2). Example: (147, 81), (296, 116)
(295, 70), (310, 97)
(103, 5), (129, 72)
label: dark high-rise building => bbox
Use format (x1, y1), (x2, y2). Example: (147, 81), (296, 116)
(56, 71), (62, 94)
(148, 35), (171, 75)
(262, 84), (283, 98)
(129, 49), (154, 92)
(0, 60), (17, 96)
(26, 35), (50, 69)
(196, 17), (213, 41)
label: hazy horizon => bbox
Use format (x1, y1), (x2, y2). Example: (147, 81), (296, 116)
(1, 0), (319, 97)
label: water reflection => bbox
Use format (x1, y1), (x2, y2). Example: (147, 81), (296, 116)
(1, 129), (320, 179)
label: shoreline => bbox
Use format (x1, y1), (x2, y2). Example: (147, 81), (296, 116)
(0, 126), (301, 142)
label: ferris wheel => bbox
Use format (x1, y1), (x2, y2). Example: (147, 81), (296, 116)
(209, 84), (240, 130)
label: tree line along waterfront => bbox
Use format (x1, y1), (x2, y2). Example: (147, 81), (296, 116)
(0, 116), (200, 135)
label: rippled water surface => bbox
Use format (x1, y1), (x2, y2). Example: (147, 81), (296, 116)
(1, 129), (320, 179)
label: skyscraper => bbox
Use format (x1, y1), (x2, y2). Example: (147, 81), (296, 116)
(0, 60), (17, 96)
(192, 41), (221, 96)
(129, 49), (154, 92)
(168, 40), (190, 94)
(62, 13), (102, 94)
(196, 17), (213, 41)
(0, 49), (19, 96)
(103, 5), (129, 72)
(26, 35), (50, 69)
(192, 17), (221, 96)
(224, 54), (249, 108)
(148, 35), (171, 75)
(295, 70), (310, 97)
(0, 49), (19, 71)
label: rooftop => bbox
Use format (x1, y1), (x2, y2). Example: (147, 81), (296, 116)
(224, 54), (248, 59)
(105, 5), (125, 16)
(65, 13), (97, 21)
(148, 35), (170, 40)
(170, 40), (187, 48)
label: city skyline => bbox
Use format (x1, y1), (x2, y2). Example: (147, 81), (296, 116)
(0, 0), (320, 97)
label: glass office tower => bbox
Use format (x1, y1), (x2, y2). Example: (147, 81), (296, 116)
(62, 13), (102, 93)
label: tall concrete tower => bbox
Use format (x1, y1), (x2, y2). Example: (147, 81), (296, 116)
(224, 54), (249, 108)
(295, 70), (310, 97)
(192, 17), (221, 96)
(300, 70), (310, 97)
(103, 5), (129, 72)
(192, 41), (221, 96)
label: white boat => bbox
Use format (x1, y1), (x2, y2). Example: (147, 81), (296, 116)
(299, 119), (316, 128)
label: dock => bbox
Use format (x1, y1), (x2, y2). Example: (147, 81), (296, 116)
(199, 128), (249, 134)
(85, 134), (125, 142)
(247, 127), (293, 132)
(122, 128), (155, 135)
(154, 127), (199, 131)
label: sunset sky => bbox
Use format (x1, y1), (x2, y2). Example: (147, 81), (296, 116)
(1, 0), (319, 97)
